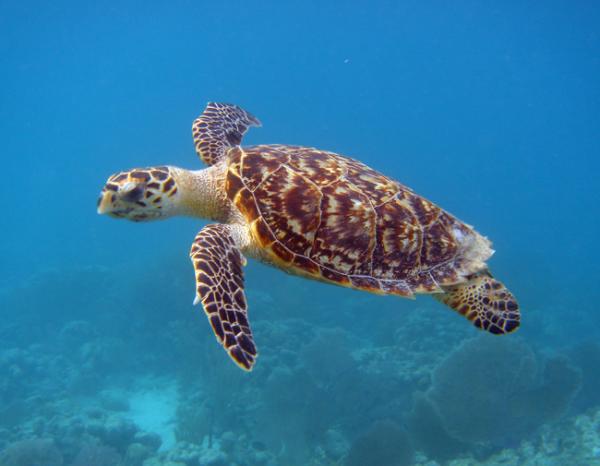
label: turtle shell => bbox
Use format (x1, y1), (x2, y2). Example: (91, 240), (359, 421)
(225, 145), (493, 297)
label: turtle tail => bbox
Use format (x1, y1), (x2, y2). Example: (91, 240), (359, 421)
(434, 271), (520, 334)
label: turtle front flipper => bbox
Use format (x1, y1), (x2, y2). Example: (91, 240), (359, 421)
(192, 102), (261, 166)
(189, 224), (257, 371)
(434, 271), (520, 335)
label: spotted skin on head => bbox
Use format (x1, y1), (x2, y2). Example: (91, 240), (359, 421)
(192, 102), (261, 166)
(190, 224), (257, 371)
(98, 166), (178, 222)
(434, 271), (520, 334)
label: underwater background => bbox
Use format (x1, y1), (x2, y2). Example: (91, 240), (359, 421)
(1, 1), (599, 465)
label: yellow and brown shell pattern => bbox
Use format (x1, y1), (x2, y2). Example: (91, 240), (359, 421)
(226, 145), (488, 297)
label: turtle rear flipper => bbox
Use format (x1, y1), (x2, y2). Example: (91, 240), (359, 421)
(190, 223), (258, 371)
(435, 271), (520, 334)
(192, 102), (261, 166)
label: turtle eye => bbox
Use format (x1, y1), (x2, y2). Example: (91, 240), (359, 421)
(121, 182), (145, 202)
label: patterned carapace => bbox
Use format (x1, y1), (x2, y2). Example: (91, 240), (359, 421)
(226, 144), (491, 297)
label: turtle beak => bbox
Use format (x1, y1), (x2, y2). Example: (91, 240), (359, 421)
(97, 191), (112, 215)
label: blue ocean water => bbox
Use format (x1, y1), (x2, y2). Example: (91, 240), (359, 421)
(1, 1), (599, 464)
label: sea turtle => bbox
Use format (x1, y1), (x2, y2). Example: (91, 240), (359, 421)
(97, 102), (520, 371)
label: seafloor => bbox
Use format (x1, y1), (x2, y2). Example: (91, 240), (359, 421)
(1, 259), (598, 466)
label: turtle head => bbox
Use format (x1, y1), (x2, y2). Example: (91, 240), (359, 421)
(97, 166), (180, 222)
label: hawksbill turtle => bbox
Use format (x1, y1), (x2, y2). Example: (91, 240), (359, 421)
(97, 102), (520, 371)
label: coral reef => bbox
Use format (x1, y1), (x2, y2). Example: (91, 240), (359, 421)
(428, 336), (539, 445)
(345, 419), (414, 466)
(440, 407), (600, 466)
(0, 263), (599, 466)
(568, 340), (600, 411)
(71, 443), (121, 466)
(407, 392), (467, 462)
(0, 438), (63, 466)
(423, 336), (582, 451)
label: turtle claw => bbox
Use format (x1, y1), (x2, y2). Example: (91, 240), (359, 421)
(193, 296), (200, 306)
